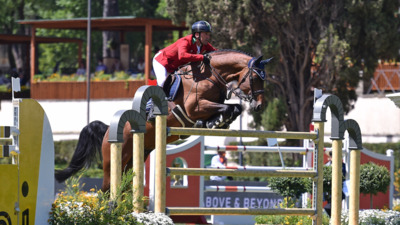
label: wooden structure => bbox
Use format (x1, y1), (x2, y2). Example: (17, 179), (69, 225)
(17, 17), (186, 99)
(368, 64), (400, 94)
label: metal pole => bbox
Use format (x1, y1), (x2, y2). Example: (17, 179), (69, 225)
(239, 99), (243, 166)
(86, 0), (92, 124)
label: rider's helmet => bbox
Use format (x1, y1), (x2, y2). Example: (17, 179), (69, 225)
(191, 21), (212, 34)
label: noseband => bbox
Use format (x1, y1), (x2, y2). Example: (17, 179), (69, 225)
(207, 57), (265, 102)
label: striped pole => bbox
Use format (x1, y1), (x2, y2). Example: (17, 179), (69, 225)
(204, 185), (272, 193)
(208, 165), (310, 171)
(205, 145), (313, 153)
(167, 167), (317, 178)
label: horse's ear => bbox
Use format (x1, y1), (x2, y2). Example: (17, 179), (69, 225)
(260, 57), (273, 66)
(254, 55), (263, 65)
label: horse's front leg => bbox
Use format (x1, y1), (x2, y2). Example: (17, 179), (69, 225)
(205, 103), (242, 128)
(186, 101), (242, 129)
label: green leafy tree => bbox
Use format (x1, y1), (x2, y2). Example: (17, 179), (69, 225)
(268, 176), (311, 207)
(359, 162), (390, 208)
(166, 0), (400, 135)
(1, 0), (169, 76)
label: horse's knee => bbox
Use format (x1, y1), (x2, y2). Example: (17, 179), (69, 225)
(231, 104), (242, 120)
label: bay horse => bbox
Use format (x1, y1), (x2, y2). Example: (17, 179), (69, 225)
(55, 50), (272, 191)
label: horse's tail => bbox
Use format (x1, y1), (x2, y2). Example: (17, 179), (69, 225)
(55, 120), (109, 183)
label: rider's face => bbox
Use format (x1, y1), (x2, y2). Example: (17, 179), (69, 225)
(197, 32), (211, 45)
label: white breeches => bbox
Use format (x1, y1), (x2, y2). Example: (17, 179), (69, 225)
(152, 52), (168, 86)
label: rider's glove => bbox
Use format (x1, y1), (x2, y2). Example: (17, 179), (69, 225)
(203, 54), (211, 65)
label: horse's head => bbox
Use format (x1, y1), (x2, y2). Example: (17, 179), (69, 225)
(208, 51), (271, 112)
(235, 55), (272, 112)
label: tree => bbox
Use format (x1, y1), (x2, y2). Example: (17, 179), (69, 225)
(1, 0), (167, 76)
(0, 0), (43, 78)
(166, 0), (400, 134)
(103, 0), (120, 59)
(359, 162), (390, 208)
(268, 176), (311, 207)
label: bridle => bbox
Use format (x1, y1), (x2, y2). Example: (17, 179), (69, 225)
(207, 57), (266, 102)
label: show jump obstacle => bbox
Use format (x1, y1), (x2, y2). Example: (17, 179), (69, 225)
(0, 79), (55, 225)
(108, 86), (363, 225)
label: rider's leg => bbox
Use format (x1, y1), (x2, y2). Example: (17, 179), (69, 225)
(152, 54), (168, 87)
(147, 55), (169, 122)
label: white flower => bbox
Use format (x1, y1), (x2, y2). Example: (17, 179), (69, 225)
(130, 212), (174, 225)
(341, 209), (400, 225)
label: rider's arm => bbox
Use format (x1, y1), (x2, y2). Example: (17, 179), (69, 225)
(177, 39), (204, 63)
(203, 43), (217, 53)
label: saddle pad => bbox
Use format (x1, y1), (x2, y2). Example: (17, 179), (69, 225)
(167, 74), (182, 101)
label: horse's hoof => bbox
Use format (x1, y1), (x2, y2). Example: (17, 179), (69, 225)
(194, 120), (204, 128)
(147, 116), (155, 123)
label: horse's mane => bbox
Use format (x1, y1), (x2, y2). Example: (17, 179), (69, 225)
(209, 49), (253, 57)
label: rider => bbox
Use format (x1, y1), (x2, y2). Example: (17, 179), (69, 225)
(152, 20), (217, 87)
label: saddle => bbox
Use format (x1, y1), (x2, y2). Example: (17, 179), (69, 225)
(163, 73), (181, 101)
(147, 73), (202, 131)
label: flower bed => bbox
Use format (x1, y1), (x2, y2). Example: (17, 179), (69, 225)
(341, 209), (400, 225)
(50, 171), (174, 225)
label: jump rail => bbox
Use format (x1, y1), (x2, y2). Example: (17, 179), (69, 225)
(166, 207), (316, 216)
(168, 127), (317, 140)
(167, 167), (317, 178)
(204, 185), (273, 193)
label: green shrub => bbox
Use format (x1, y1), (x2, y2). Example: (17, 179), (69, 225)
(49, 169), (173, 225)
(360, 162), (391, 208)
(254, 198), (330, 225)
(268, 177), (312, 206)
(54, 140), (78, 164)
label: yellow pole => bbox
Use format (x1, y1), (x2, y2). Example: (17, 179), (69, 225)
(110, 143), (122, 201)
(168, 127), (317, 140)
(133, 133), (144, 212)
(313, 122), (324, 225)
(155, 115), (167, 213)
(349, 150), (360, 225)
(331, 140), (343, 225)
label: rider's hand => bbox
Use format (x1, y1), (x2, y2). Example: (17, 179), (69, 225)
(203, 54), (211, 65)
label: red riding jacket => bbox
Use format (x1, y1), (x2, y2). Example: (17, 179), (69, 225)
(154, 34), (217, 73)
